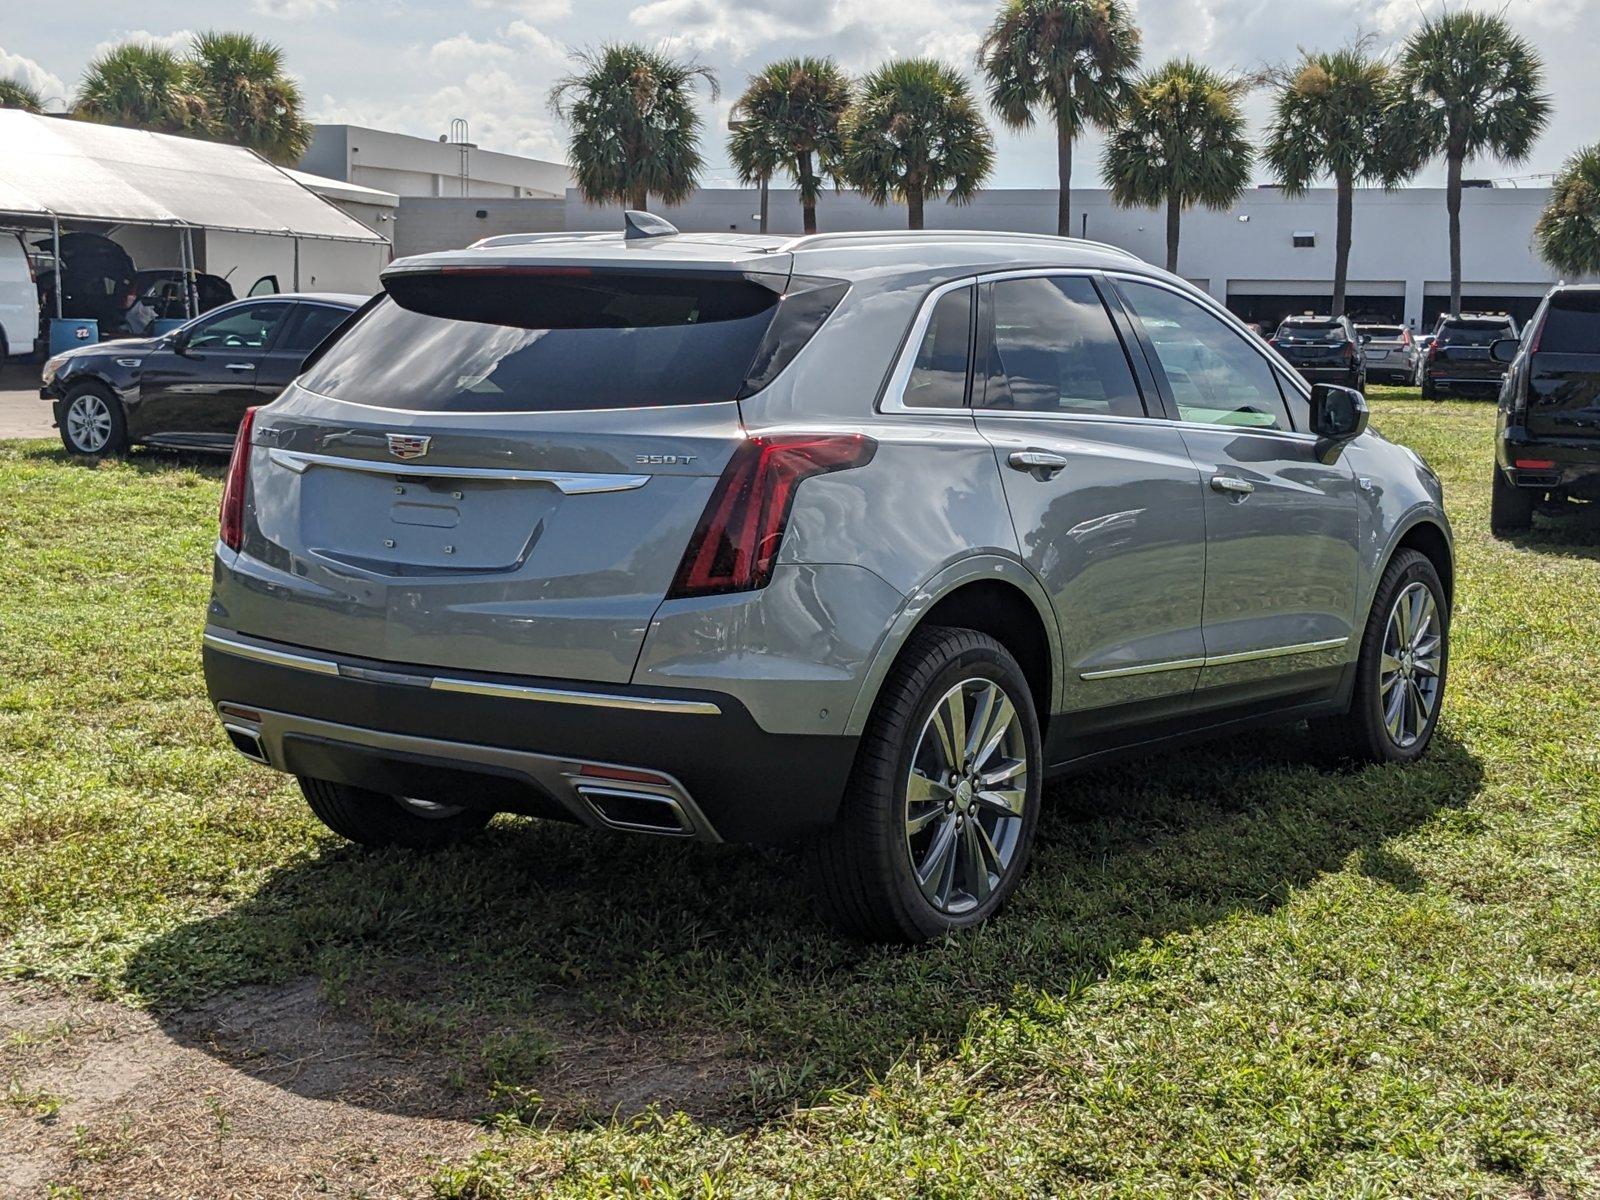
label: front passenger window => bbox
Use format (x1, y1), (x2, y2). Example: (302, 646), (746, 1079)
(187, 303), (289, 350)
(1118, 280), (1291, 431)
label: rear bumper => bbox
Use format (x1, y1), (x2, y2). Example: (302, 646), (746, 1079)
(203, 627), (859, 843)
(1497, 427), (1600, 496)
(1425, 373), (1502, 395)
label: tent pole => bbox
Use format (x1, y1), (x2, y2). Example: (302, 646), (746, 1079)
(52, 215), (62, 319)
(293, 237), (300, 290)
(176, 228), (190, 318)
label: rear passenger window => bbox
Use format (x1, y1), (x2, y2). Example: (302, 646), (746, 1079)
(1536, 293), (1600, 353)
(978, 276), (1144, 417)
(902, 286), (973, 408)
(1118, 279), (1291, 431)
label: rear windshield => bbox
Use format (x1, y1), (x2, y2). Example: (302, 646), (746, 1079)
(1278, 321), (1345, 342)
(1439, 321), (1512, 346)
(300, 270), (790, 412)
(1361, 326), (1406, 339)
(1538, 292), (1600, 354)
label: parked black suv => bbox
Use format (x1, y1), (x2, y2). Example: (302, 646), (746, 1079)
(1270, 315), (1366, 392)
(1490, 286), (1600, 535)
(1422, 313), (1518, 400)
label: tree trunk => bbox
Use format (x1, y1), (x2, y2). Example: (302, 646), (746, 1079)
(1333, 172), (1353, 318)
(1165, 194), (1181, 274)
(1056, 116), (1073, 238)
(799, 151), (816, 233)
(629, 183), (649, 212)
(1446, 149), (1463, 316)
(908, 188), (925, 230)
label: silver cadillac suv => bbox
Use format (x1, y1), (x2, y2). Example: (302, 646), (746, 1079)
(204, 219), (1453, 942)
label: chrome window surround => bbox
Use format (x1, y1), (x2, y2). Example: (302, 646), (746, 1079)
(877, 267), (1321, 443)
(202, 632), (722, 715)
(1080, 636), (1349, 681)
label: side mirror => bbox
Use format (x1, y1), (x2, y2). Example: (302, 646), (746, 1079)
(1310, 383), (1369, 443)
(1490, 338), (1519, 365)
(1360, 334), (1373, 345)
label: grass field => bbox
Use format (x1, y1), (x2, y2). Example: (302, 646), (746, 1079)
(1, 390), (1598, 1197)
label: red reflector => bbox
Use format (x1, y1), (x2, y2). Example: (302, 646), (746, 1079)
(219, 407), (258, 551)
(1514, 458), (1556, 470)
(577, 763), (669, 785)
(668, 433), (877, 599)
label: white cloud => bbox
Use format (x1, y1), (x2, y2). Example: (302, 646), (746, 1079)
(0, 46), (67, 105)
(87, 29), (196, 61)
(473, 0), (574, 19)
(254, 0), (339, 16)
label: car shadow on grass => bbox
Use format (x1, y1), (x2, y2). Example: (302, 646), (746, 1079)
(124, 727), (1483, 1132)
(19, 443), (226, 477)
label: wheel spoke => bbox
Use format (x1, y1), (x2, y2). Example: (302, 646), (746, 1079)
(961, 821), (992, 903)
(1384, 680), (1406, 740)
(979, 757), (1025, 787)
(971, 691), (1016, 775)
(964, 683), (998, 762)
(1406, 679), (1426, 742)
(916, 815), (959, 904)
(930, 687), (967, 776)
(906, 769), (953, 806)
(975, 787), (1026, 817)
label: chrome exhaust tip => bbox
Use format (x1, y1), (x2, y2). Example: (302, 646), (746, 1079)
(222, 723), (269, 765)
(574, 784), (695, 837)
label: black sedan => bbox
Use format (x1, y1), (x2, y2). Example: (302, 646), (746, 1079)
(41, 293), (365, 456)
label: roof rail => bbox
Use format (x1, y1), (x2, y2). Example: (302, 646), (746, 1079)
(468, 231), (614, 250)
(777, 228), (1143, 261)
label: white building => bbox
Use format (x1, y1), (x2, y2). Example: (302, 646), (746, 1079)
(565, 184), (1573, 331)
(301, 124), (571, 200)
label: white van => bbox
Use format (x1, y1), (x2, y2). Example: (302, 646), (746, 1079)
(0, 233), (40, 360)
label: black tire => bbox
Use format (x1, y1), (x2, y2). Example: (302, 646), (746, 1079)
(56, 381), (128, 457)
(299, 777), (492, 850)
(1309, 549), (1448, 765)
(1489, 465), (1535, 537)
(807, 627), (1043, 943)
(1420, 378), (1437, 401)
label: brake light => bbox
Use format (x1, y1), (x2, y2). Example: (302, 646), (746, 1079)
(219, 407), (258, 551)
(1427, 340), (1439, 362)
(1514, 458), (1555, 470)
(667, 433), (877, 599)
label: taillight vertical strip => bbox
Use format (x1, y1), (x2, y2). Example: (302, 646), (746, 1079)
(219, 407), (259, 551)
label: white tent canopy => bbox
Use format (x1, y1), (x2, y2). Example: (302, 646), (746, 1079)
(0, 110), (385, 244)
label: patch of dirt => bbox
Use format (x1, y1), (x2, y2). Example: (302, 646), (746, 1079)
(0, 977), (756, 1198)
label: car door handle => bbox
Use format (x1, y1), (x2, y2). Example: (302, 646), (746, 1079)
(1210, 474), (1255, 496)
(224, 362), (256, 371)
(1008, 449), (1068, 475)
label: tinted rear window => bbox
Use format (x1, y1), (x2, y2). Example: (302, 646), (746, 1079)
(1439, 321), (1512, 346)
(1361, 326), (1406, 339)
(1278, 321), (1346, 342)
(1538, 292), (1600, 354)
(300, 271), (785, 412)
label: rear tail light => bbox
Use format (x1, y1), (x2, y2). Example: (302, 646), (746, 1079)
(219, 407), (259, 551)
(667, 433), (877, 599)
(1514, 458), (1555, 470)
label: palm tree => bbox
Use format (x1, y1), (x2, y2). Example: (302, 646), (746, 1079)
(979, 0), (1141, 237)
(728, 57), (852, 234)
(1100, 58), (1251, 273)
(74, 42), (208, 135)
(839, 58), (995, 230)
(1535, 144), (1600, 279)
(1396, 10), (1550, 316)
(550, 43), (718, 212)
(188, 31), (313, 164)
(1264, 45), (1419, 317)
(0, 77), (43, 113)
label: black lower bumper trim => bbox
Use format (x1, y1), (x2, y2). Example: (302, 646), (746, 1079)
(203, 634), (859, 844)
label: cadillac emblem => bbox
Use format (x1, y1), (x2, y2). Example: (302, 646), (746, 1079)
(386, 433), (431, 460)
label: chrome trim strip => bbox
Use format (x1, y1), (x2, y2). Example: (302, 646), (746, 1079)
(266, 448), (650, 496)
(1080, 656), (1205, 681)
(428, 676), (722, 715)
(1080, 636), (1349, 680)
(203, 632), (341, 676)
(205, 632), (722, 716)
(1202, 636), (1350, 667)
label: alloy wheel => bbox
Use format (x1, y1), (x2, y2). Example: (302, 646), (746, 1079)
(904, 678), (1029, 915)
(1380, 581), (1442, 749)
(66, 393), (113, 453)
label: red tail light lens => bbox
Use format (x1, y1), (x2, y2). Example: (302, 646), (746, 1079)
(667, 433), (877, 599)
(219, 407), (258, 551)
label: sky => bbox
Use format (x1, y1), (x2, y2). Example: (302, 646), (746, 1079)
(1, 0), (1596, 190)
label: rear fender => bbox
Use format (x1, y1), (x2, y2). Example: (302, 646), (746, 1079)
(842, 554), (1062, 738)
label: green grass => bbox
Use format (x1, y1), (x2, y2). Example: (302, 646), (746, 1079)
(2, 391), (1598, 1196)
